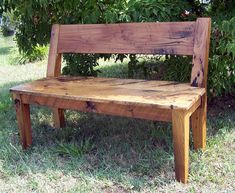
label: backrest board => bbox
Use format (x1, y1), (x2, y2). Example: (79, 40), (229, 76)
(58, 22), (195, 55)
(47, 18), (211, 88)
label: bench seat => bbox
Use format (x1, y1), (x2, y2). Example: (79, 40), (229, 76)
(10, 76), (205, 121)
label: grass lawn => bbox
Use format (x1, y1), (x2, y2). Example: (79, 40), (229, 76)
(0, 34), (234, 193)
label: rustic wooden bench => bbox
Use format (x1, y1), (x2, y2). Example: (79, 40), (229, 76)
(10, 18), (211, 183)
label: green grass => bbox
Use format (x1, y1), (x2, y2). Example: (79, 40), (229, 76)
(0, 34), (234, 192)
(0, 33), (19, 66)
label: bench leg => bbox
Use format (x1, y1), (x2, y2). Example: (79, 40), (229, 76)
(172, 109), (190, 183)
(15, 98), (32, 149)
(191, 95), (207, 150)
(53, 108), (65, 128)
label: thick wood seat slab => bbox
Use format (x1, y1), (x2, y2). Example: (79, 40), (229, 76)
(10, 76), (205, 110)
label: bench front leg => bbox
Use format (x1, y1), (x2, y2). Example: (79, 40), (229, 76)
(172, 109), (190, 183)
(53, 108), (65, 128)
(191, 95), (207, 150)
(14, 95), (32, 149)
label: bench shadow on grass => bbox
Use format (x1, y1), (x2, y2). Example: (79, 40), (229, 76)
(1, 65), (235, 191)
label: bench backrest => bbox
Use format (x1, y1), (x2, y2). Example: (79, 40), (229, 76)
(47, 18), (211, 88)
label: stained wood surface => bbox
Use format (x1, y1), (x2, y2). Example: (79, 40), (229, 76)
(19, 94), (172, 122)
(47, 24), (62, 77)
(10, 76), (205, 110)
(191, 18), (211, 87)
(53, 108), (65, 128)
(13, 94), (32, 149)
(46, 25), (65, 128)
(58, 22), (195, 55)
(172, 109), (190, 183)
(191, 94), (207, 150)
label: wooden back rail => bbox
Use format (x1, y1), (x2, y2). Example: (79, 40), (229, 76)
(10, 18), (211, 183)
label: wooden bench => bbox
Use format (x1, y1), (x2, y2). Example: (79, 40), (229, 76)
(10, 18), (211, 183)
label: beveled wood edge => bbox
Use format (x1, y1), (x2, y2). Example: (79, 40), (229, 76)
(47, 24), (61, 77)
(11, 92), (171, 122)
(186, 93), (202, 116)
(58, 21), (196, 27)
(11, 91), (204, 122)
(9, 76), (206, 111)
(191, 17), (211, 88)
(10, 87), (204, 111)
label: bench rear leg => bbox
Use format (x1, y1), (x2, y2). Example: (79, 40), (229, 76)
(172, 109), (190, 183)
(15, 98), (32, 149)
(191, 95), (207, 150)
(53, 108), (65, 128)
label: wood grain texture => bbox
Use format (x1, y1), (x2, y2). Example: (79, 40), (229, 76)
(19, 94), (172, 122)
(58, 22), (195, 55)
(46, 24), (65, 128)
(172, 109), (190, 183)
(47, 24), (62, 77)
(53, 108), (65, 128)
(13, 94), (32, 149)
(191, 18), (211, 88)
(187, 95), (201, 117)
(10, 76), (205, 110)
(191, 94), (207, 150)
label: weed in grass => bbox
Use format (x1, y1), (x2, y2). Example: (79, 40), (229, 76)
(55, 138), (94, 158)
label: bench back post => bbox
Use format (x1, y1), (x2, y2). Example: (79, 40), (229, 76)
(191, 18), (211, 88)
(47, 24), (62, 77)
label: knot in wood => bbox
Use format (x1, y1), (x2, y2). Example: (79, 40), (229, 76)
(14, 99), (21, 109)
(86, 101), (96, 112)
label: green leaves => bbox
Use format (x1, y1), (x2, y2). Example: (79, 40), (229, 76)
(222, 18), (235, 58)
(121, 0), (187, 22)
(209, 17), (235, 97)
(62, 54), (100, 77)
(0, 0), (189, 74)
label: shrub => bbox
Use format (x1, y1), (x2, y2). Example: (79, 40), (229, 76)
(129, 56), (192, 82)
(208, 17), (235, 97)
(19, 45), (48, 64)
(164, 56), (192, 83)
(0, 0), (190, 76)
(62, 54), (100, 77)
